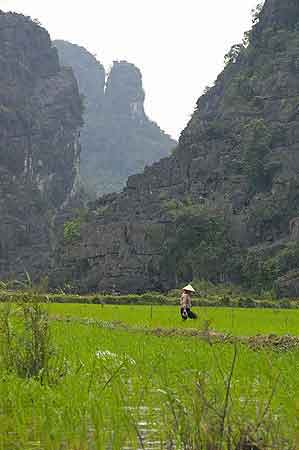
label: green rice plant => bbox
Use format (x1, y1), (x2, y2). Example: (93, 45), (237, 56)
(155, 341), (286, 449)
(44, 303), (299, 337)
(3, 305), (299, 448)
(0, 299), (50, 379)
(0, 296), (65, 383)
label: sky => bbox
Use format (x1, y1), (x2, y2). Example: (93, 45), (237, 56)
(0, 0), (260, 139)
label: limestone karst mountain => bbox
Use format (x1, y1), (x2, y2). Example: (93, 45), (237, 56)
(2, 1), (299, 296)
(54, 0), (299, 296)
(0, 11), (83, 282)
(54, 40), (176, 195)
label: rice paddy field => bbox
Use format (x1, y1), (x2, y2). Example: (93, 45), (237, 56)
(47, 303), (299, 336)
(2, 302), (299, 449)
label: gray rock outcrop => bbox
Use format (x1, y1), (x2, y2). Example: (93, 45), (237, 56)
(0, 12), (83, 283)
(54, 41), (177, 195)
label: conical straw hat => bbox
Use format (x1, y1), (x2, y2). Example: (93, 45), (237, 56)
(182, 284), (195, 293)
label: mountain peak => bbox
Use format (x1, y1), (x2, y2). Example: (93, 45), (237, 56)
(105, 61), (145, 117)
(55, 42), (176, 195)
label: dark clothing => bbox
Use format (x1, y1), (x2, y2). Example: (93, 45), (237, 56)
(180, 307), (197, 320)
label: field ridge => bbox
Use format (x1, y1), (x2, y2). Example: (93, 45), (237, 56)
(50, 314), (299, 351)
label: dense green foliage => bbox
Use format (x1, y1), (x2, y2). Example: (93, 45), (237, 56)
(241, 241), (299, 291)
(162, 202), (242, 284)
(2, 284), (299, 309)
(160, 192), (299, 294)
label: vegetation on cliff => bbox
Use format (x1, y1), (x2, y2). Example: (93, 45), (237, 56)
(156, 0), (299, 295)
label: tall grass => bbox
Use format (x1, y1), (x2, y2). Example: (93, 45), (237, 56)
(0, 296), (67, 384)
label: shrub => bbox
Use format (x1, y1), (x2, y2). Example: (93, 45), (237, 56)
(241, 242), (299, 294)
(238, 297), (256, 308)
(63, 208), (89, 244)
(63, 219), (82, 243)
(161, 204), (242, 285)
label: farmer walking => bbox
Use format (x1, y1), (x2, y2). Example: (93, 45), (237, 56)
(180, 284), (197, 320)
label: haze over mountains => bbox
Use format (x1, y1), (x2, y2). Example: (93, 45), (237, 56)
(54, 40), (176, 195)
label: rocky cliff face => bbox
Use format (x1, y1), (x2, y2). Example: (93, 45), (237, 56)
(55, 0), (299, 295)
(54, 41), (176, 195)
(0, 12), (83, 283)
(257, 0), (299, 30)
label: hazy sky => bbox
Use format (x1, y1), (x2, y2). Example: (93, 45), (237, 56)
(1, 0), (260, 139)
